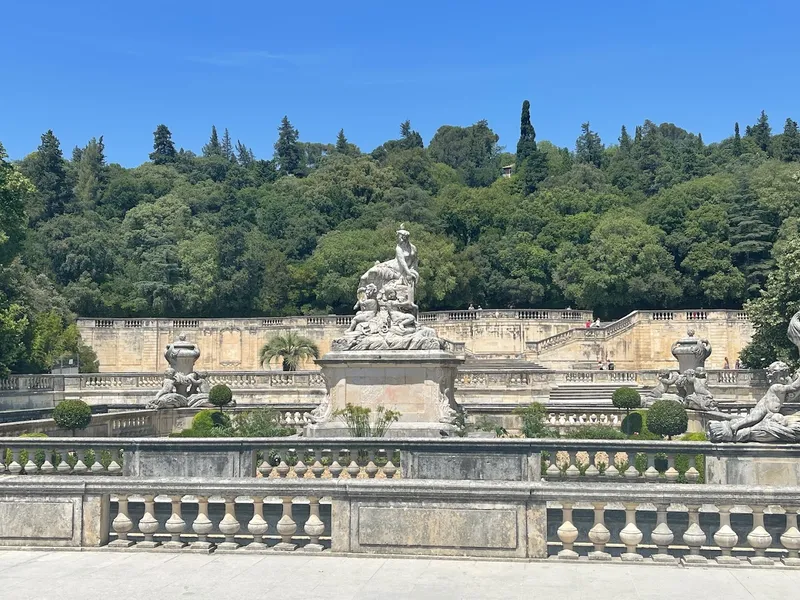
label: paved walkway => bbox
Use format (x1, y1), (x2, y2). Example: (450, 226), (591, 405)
(0, 550), (798, 599)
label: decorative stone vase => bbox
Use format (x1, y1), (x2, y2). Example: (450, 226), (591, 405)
(164, 334), (201, 395)
(671, 329), (712, 373)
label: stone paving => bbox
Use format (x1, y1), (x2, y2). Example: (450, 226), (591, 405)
(0, 550), (798, 599)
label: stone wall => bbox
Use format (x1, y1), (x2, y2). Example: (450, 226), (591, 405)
(77, 309), (752, 372)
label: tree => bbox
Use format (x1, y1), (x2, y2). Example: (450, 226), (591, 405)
(729, 177), (777, 296)
(780, 118), (800, 162)
(259, 332), (319, 370)
(75, 136), (107, 208)
(732, 122), (742, 156)
(274, 116), (303, 176)
(514, 100), (549, 195)
(336, 128), (349, 153)
(52, 399), (92, 435)
(646, 399), (688, 440)
(749, 110), (772, 154)
(513, 402), (553, 438)
(612, 387), (641, 434)
(0, 143), (32, 265)
(221, 128), (234, 161)
(22, 130), (72, 219)
(399, 120), (423, 149)
(575, 122), (604, 168)
(619, 125), (632, 154)
(149, 125), (176, 164)
(208, 384), (233, 412)
(428, 121), (501, 187)
(202, 125), (222, 157)
(516, 100), (536, 165)
(235, 141), (255, 167)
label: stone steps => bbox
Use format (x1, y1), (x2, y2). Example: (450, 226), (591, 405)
(463, 357), (547, 370)
(548, 383), (642, 405)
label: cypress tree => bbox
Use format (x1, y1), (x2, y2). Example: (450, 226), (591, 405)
(26, 130), (72, 219)
(732, 122), (742, 156)
(202, 125), (222, 157)
(780, 118), (800, 162)
(75, 136), (107, 208)
(516, 100), (537, 166)
(619, 125), (632, 154)
(274, 116), (303, 176)
(150, 124), (176, 164)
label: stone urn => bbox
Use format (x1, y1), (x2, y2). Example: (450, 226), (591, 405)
(164, 334), (201, 395)
(671, 329), (712, 373)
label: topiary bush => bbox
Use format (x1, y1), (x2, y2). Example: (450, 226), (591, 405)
(191, 409), (231, 434)
(621, 409), (661, 440)
(612, 387), (641, 434)
(647, 399), (688, 440)
(52, 399), (92, 435)
(209, 384), (233, 411)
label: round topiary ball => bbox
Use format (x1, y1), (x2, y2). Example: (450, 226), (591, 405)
(208, 384), (233, 410)
(612, 387), (642, 412)
(52, 399), (93, 434)
(647, 399), (688, 440)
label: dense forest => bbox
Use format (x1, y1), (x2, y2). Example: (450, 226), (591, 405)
(2, 102), (800, 373)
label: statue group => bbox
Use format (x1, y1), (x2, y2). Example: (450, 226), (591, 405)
(332, 228), (446, 351)
(147, 334), (213, 409)
(646, 367), (717, 412)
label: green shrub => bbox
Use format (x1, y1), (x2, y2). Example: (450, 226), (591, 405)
(514, 403), (554, 438)
(613, 388), (641, 433)
(192, 409), (231, 434)
(333, 404), (400, 437)
(52, 400), (92, 434)
(5, 432), (48, 467)
(621, 411), (643, 435)
(209, 384), (233, 410)
(566, 425), (626, 439)
(647, 399), (688, 439)
(231, 408), (294, 437)
(681, 431), (707, 441)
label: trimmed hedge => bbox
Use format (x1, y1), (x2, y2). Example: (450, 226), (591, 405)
(209, 384), (233, 410)
(647, 399), (688, 439)
(53, 399), (92, 433)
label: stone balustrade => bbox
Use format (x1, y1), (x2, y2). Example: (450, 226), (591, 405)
(1, 474), (799, 564)
(2, 436), (800, 486)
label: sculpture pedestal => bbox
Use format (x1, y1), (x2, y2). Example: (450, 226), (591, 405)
(305, 350), (464, 438)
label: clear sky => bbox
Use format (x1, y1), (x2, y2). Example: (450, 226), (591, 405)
(2, 1), (798, 166)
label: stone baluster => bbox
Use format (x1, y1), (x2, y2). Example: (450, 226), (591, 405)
(619, 503), (643, 561)
(217, 496), (241, 550)
(73, 449), (88, 474)
(346, 448), (361, 478)
(310, 449), (325, 478)
(164, 495), (186, 549)
(90, 449), (105, 474)
(8, 448), (22, 475)
(713, 504), (739, 565)
(746, 506), (773, 565)
(587, 503), (610, 561)
(365, 449), (379, 478)
(664, 455), (679, 483)
(602, 450), (618, 478)
(685, 456), (700, 483)
(682, 505), (707, 564)
(293, 452), (308, 479)
(565, 451), (579, 478)
(545, 452), (561, 478)
(556, 503), (579, 559)
(275, 450), (290, 478)
(780, 506), (800, 566)
(0, 449), (6, 473)
(651, 504), (676, 563)
(275, 496), (298, 551)
(39, 449), (54, 474)
(191, 496), (214, 550)
(623, 455), (639, 480)
(383, 449), (398, 479)
(109, 495), (134, 547)
(23, 448), (38, 475)
(258, 451), (273, 478)
(584, 452), (600, 477)
(245, 496), (269, 551)
(107, 448), (122, 474)
(137, 495), (160, 548)
(56, 450), (71, 474)
(329, 450), (344, 478)
(643, 453), (660, 482)
(304, 497), (325, 551)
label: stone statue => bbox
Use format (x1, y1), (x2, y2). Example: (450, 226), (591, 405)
(644, 370), (682, 406)
(708, 310), (800, 442)
(677, 368), (717, 411)
(671, 329), (712, 373)
(332, 228), (446, 352)
(147, 334), (212, 409)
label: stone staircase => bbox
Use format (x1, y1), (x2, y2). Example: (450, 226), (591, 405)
(463, 356), (547, 370)
(548, 383), (642, 405)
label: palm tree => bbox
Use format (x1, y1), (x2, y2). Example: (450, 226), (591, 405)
(259, 332), (320, 371)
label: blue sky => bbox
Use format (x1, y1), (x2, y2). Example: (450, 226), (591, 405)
(2, 1), (798, 166)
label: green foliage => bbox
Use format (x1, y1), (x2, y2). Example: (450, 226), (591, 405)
(52, 399), (92, 433)
(681, 431), (708, 441)
(428, 121), (500, 187)
(208, 384), (233, 410)
(333, 403), (400, 437)
(612, 387), (641, 411)
(259, 332), (319, 371)
(565, 425), (625, 439)
(191, 409), (231, 434)
(150, 124), (176, 164)
(275, 116), (303, 176)
(514, 402), (554, 438)
(646, 399), (688, 439)
(227, 408), (294, 437)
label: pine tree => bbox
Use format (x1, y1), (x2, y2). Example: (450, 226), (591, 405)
(780, 118), (800, 162)
(749, 110), (772, 154)
(516, 100), (537, 166)
(575, 121), (604, 168)
(399, 120), (423, 149)
(619, 125), (632, 154)
(634, 125), (643, 144)
(221, 128), (234, 161)
(274, 116), (303, 176)
(729, 177), (777, 296)
(149, 124), (176, 164)
(75, 136), (107, 208)
(235, 140), (254, 167)
(732, 122), (742, 156)
(336, 129), (349, 153)
(25, 130), (72, 219)
(202, 125), (222, 157)
(72, 146), (83, 164)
